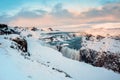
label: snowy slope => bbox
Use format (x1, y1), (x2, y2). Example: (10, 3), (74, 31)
(81, 36), (120, 53)
(0, 34), (120, 80)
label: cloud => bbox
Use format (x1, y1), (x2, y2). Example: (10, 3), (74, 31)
(91, 22), (120, 29)
(0, 2), (120, 26)
(50, 3), (74, 18)
(79, 2), (120, 23)
(81, 3), (120, 18)
(0, 3), (76, 26)
(0, 13), (13, 24)
(0, 3), (74, 22)
(14, 8), (47, 19)
(99, 0), (120, 5)
(0, 7), (48, 25)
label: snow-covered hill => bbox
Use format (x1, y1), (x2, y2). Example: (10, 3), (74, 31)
(81, 35), (120, 53)
(0, 24), (120, 80)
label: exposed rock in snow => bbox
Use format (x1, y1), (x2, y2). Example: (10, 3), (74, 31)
(0, 24), (8, 29)
(79, 49), (120, 73)
(12, 37), (28, 52)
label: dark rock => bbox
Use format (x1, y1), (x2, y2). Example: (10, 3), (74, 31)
(12, 38), (28, 52)
(96, 35), (105, 41)
(52, 67), (72, 78)
(0, 24), (8, 29)
(31, 27), (38, 31)
(85, 34), (93, 40)
(48, 28), (53, 31)
(79, 49), (120, 73)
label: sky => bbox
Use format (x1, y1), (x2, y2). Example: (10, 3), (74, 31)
(0, 0), (120, 27)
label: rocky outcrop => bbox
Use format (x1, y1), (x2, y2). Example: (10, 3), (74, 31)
(48, 28), (53, 31)
(79, 49), (98, 63)
(12, 38), (28, 52)
(11, 37), (31, 58)
(85, 34), (93, 40)
(96, 35), (105, 41)
(79, 49), (120, 73)
(0, 24), (19, 35)
(0, 24), (8, 29)
(31, 27), (38, 31)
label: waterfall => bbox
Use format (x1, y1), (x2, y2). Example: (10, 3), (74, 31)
(60, 47), (80, 60)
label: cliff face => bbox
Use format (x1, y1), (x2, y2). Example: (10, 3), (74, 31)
(53, 33), (120, 73)
(79, 49), (120, 73)
(78, 33), (120, 73)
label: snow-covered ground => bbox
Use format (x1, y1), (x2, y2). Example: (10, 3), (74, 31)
(0, 25), (120, 80)
(81, 36), (120, 53)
